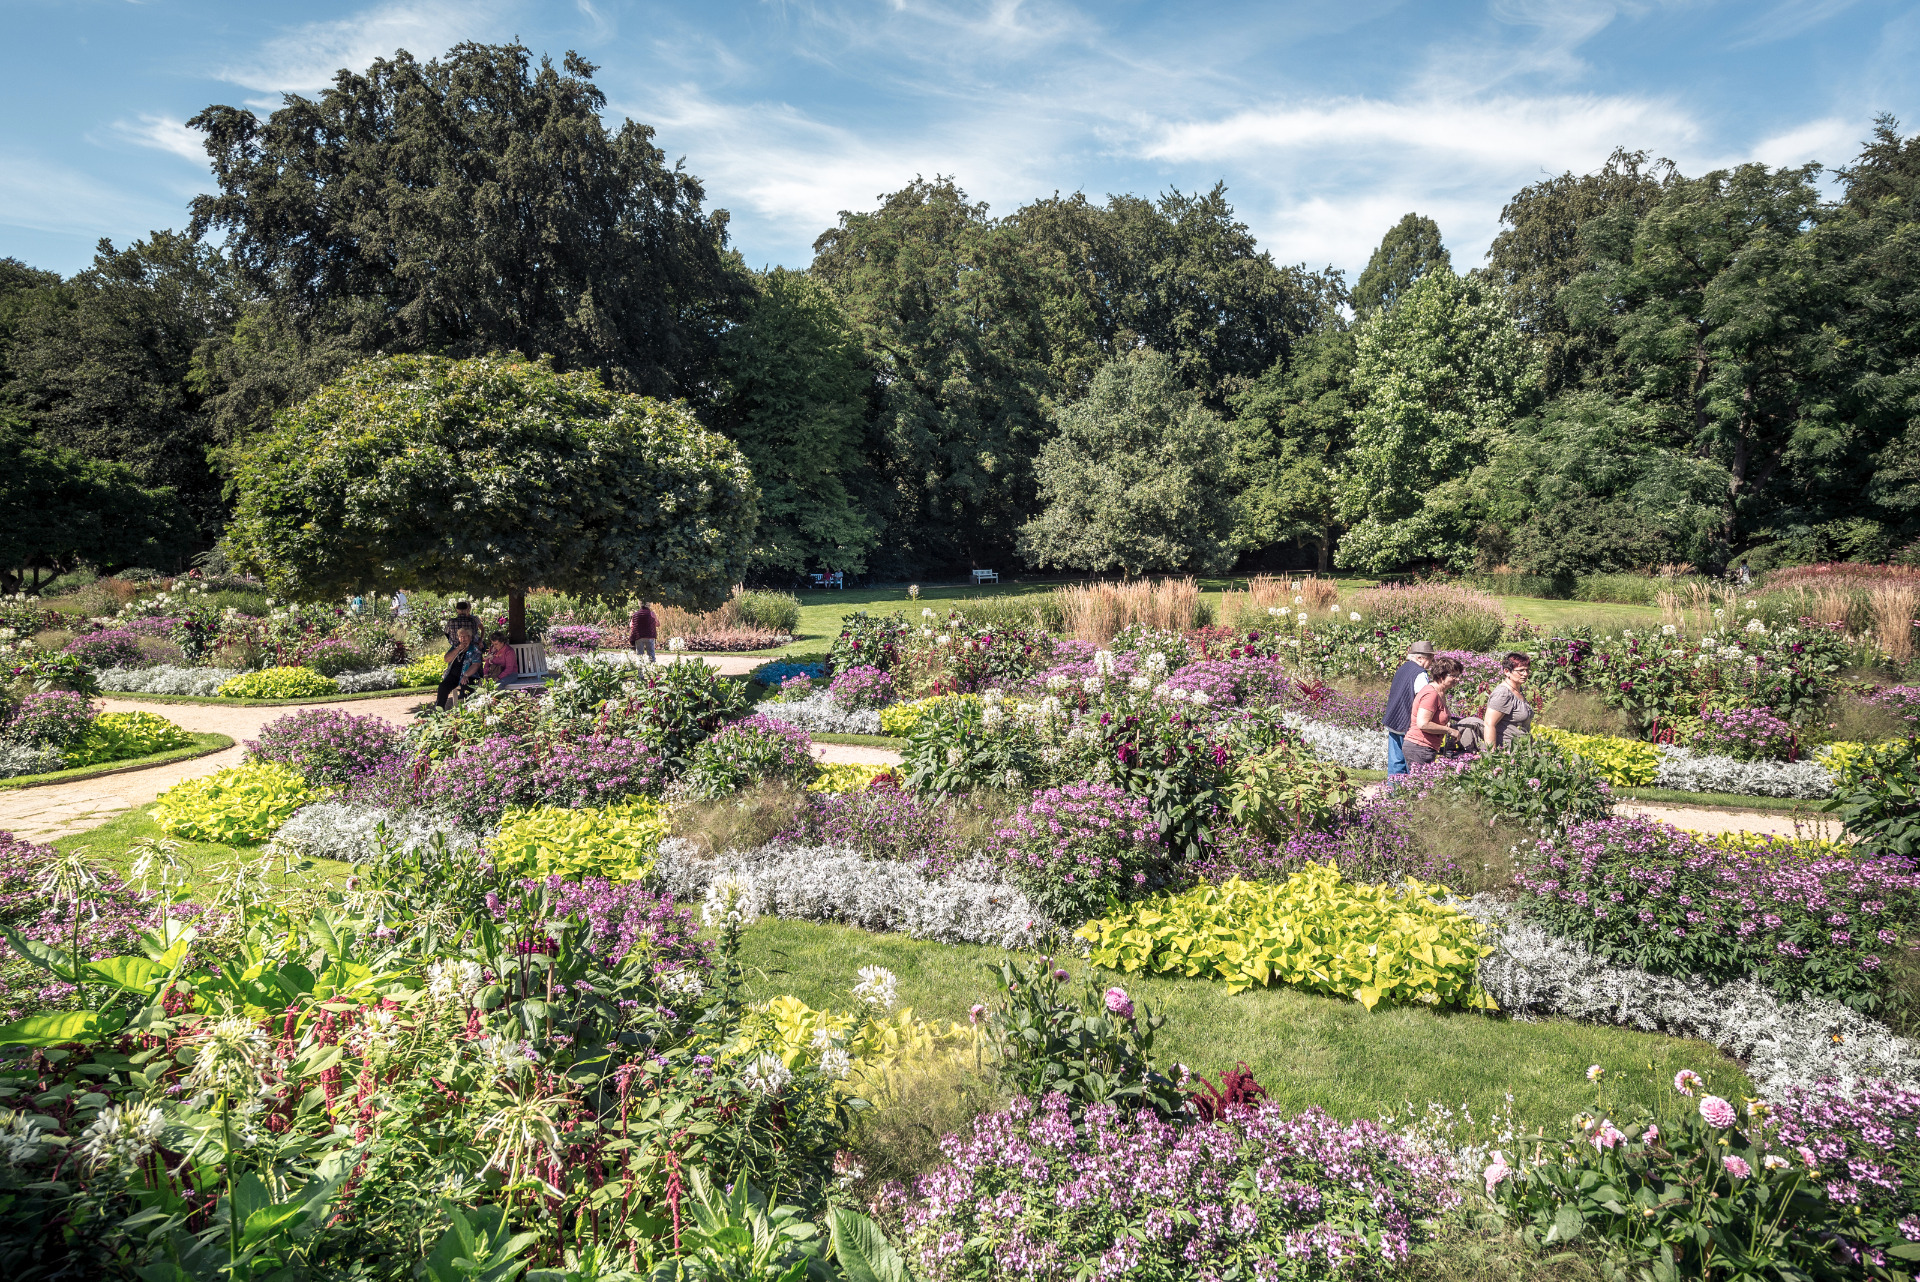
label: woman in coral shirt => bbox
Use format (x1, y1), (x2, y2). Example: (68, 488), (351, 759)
(1403, 656), (1462, 767)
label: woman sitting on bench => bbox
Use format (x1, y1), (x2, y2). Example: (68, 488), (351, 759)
(483, 630), (518, 681)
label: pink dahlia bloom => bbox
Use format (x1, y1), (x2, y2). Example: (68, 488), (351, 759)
(1103, 987), (1135, 1020)
(1699, 1095), (1738, 1129)
(1722, 1155), (1752, 1179)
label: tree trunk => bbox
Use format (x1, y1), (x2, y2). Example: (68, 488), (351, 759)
(509, 589), (527, 645)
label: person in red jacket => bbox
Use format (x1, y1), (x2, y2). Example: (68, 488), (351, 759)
(629, 602), (658, 663)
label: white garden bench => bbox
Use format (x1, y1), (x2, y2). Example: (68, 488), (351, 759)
(971, 569), (999, 585)
(499, 642), (549, 689)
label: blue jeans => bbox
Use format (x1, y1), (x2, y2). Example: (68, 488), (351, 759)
(1386, 731), (1408, 776)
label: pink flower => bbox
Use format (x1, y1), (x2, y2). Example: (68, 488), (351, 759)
(968, 1003), (985, 1025)
(1673, 1069), (1703, 1097)
(1699, 1095), (1737, 1129)
(1722, 1155), (1752, 1179)
(1103, 987), (1134, 1020)
(1591, 1122), (1625, 1150)
(1644, 1124), (1659, 1143)
(1483, 1155), (1512, 1194)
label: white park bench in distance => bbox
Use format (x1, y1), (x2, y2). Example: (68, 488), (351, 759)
(971, 569), (999, 585)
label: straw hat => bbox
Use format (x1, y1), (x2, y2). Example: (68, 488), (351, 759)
(1407, 640), (1436, 656)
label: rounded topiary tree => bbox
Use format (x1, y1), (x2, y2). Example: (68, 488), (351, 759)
(226, 354), (758, 640)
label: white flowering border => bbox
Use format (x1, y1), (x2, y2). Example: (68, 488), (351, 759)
(266, 802), (486, 865)
(654, 837), (1067, 950)
(1463, 897), (1919, 1095)
(754, 691), (883, 736)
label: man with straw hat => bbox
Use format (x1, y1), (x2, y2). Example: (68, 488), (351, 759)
(1383, 640), (1435, 776)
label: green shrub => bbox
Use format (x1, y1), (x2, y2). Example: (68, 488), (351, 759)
(396, 652), (447, 686)
(154, 761), (320, 844)
(730, 590), (801, 634)
(1449, 734), (1614, 833)
(829, 609), (911, 673)
(1228, 742), (1358, 836)
(216, 666), (340, 699)
(980, 954), (1184, 1120)
(490, 798), (671, 881)
(1534, 726), (1660, 787)
(65, 711), (195, 767)
(1078, 864), (1494, 1008)
(1823, 737), (1920, 856)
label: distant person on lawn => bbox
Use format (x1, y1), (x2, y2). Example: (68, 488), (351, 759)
(438, 620), (485, 709)
(629, 602), (658, 663)
(483, 629), (519, 681)
(1382, 640), (1435, 776)
(1404, 656), (1462, 767)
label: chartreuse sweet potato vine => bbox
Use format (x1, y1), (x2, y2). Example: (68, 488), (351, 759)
(489, 798), (671, 881)
(1076, 864), (1496, 1009)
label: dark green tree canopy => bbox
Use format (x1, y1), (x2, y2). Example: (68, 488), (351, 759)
(1018, 349), (1234, 576)
(226, 355), (758, 610)
(1226, 327), (1357, 570)
(1351, 213), (1450, 316)
(1012, 185), (1346, 406)
(810, 177), (1052, 571)
(188, 42), (747, 400)
(0, 418), (196, 594)
(712, 269), (878, 576)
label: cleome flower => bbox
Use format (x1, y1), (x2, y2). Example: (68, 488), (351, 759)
(741, 1053), (793, 1096)
(853, 965), (898, 1011)
(77, 1102), (167, 1172)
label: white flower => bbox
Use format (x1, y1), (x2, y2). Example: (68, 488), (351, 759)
(1046, 674), (1069, 692)
(1190, 691), (1212, 706)
(1002, 769), (1024, 788)
(1745, 618), (1767, 635)
(1297, 612), (1309, 623)
(921, 608), (934, 618)
(1143, 651), (1168, 678)
(1127, 675), (1150, 691)
(1714, 608), (1725, 618)
(184, 1014), (271, 1105)
(427, 959), (485, 1003)
(1329, 603), (1339, 613)
(702, 875), (758, 930)
(1267, 607), (1285, 617)
(742, 1053), (792, 1095)
(809, 1026), (841, 1052)
(982, 704), (1006, 728)
(658, 969), (706, 1001)
(78, 1103), (167, 1171)
(1349, 612), (1362, 622)
(817, 1046), (853, 1080)
(1038, 696), (1063, 721)
(1081, 677), (1101, 695)
(1745, 600), (1757, 610)
(853, 965), (898, 1011)
(474, 1034), (540, 1076)
(946, 746), (964, 764)
(1168, 687), (1189, 702)
(1, 1112), (49, 1167)
(1293, 596), (1303, 605)
(935, 634), (951, 646)
(1093, 650), (1116, 678)
(1662, 624), (1677, 636)
(353, 1008), (402, 1059)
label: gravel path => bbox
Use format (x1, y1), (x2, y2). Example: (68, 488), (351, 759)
(1615, 801), (1836, 840)
(810, 742), (904, 766)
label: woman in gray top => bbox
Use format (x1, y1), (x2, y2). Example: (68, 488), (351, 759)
(1484, 652), (1533, 747)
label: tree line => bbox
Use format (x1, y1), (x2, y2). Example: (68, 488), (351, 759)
(3, 40), (1916, 590)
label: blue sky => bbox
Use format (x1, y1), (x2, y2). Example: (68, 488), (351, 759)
(4, 0), (1916, 282)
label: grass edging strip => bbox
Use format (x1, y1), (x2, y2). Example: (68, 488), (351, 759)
(810, 732), (907, 749)
(0, 733), (234, 791)
(100, 686), (437, 708)
(1610, 785), (1828, 814)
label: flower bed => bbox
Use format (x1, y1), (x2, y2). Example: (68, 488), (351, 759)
(754, 689), (883, 736)
(61, 629), (144, 668)
(884, 1093), (1460, 1279)
(264, 801), (485, 864)
(96, 664), (239, 696)
(154, 760), (323, 844)
(245, 708), (407, 787)
(1516, 817), (1920, 1009)
(1080, 866), (1493, 1006)
(216, 665), (340, 699)
(490, 797), (671, 880)
(685, 714), (818, 798)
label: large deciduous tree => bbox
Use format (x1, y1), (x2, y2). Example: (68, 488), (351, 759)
(1018, 350), (1234, 576)
(1225, 329), (1357, 570)
(1336, 268), (1540, 573)
(0, 419), (196, 594)
(810, 177), (1052, 572)
(712, 269), (879, 577)
(187, 43), (748, 402)
(226, 355), (757, 639)
(1351, 213), (1450, 317)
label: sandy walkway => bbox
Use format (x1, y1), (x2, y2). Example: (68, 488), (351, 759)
(0, 694), (428, 846)
(1616, 802), (1838, 840)
(810, 742), (904, 767)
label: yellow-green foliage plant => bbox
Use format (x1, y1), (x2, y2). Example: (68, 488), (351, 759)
(489, 798), (671, 881)
(743, 994), (974, 1085)
(65, 711), (195, 767)
(1535, 726), (1660, 787)
(216, 666), (341, 699)
(807, 762), (895, 793)
(878, 693), (981, 738)
(154, 761), (321, 844)
(1077, 864), (1495, 1009)
(397, 652), (448, 686)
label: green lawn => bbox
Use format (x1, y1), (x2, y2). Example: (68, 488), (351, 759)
(736, 917), (1749, 1133)
(55, 803), (357, 898)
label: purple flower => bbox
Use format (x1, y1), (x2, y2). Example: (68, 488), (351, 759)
(1103, 986), (1134, 1020)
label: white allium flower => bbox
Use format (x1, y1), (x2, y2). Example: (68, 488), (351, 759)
(817, 1046), (853, 1080)
(77, 1103), (166, 1171)
(852, 965), (899, 1011)
(742, 1053), (793, 1096)
(702, 875), (758, 930)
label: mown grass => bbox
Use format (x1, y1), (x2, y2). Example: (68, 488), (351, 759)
(0, 733), (231, 791)
(735, 917), (1751, 1132)
(52, 803), (357, 898)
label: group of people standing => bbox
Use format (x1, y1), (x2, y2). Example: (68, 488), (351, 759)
(1381, 641), (1534, 775)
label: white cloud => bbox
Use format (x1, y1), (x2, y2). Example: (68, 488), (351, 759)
(1746, 116), (1860, 169)
(0, 152), (165, 238)
(216, 0), (516, 94)
(110, 113), (204, 161)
